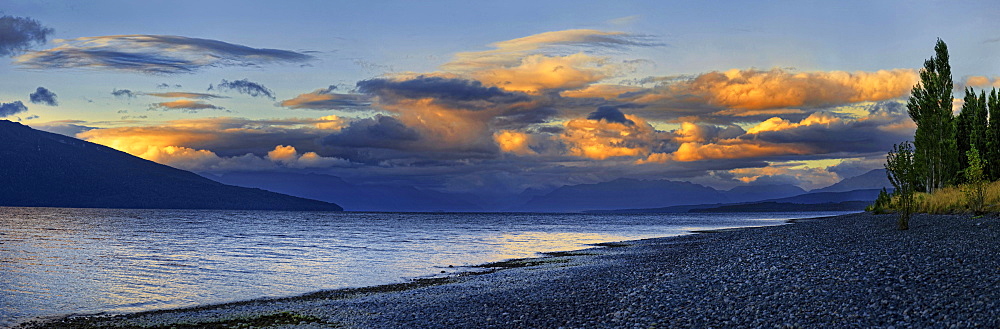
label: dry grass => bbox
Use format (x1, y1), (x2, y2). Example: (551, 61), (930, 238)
(878, 180), (1000, 214)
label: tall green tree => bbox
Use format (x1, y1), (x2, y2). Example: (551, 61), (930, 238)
(886, 142), (918, 230)
(955, 88), (988, 182)
(907, 39), (957, 192)
(988, 89), (1000, 181)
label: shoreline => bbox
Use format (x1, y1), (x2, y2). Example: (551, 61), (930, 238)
(21, 212), (1000, 328)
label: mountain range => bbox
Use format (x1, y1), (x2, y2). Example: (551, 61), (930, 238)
(0, 120), (342, 211)
(205, 169), (890, 212)
(1, 119), (891, 212)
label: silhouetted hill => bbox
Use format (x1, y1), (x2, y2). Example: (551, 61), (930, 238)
(207, 171), (481, 212)
(1, 120), (342, 211)
(764, 189), (884, 204)
(725, 184), (805, 203)
(587, 188), (881, 214)
(688, 201), (869, 213)
(811, 169), (890, 193)
(520, 178), (729, 212)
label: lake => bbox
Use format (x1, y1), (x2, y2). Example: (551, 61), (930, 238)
(0, 207), (854, 326)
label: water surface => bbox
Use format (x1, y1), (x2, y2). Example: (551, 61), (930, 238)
(0, 207), (854, 326)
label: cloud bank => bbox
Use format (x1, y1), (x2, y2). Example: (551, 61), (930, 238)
(15, 35), (313, 74)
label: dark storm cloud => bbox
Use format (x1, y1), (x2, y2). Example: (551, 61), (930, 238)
(322, 115), (421, 149)
(0, 101), (28, 117)
(16, 35), (314, 74)
(280, 85), (371, 110)
(210, 79), (275, 100)
(0, 15), (53, 57)
(111, 89), (136, 99)
(29, 87), (58, 106)
(586, 106), (633, 124)
(357, 76), (530, 107)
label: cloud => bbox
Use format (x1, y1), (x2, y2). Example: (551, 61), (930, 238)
(151, 99), (223, 112)
(616, 68), (919, 122)
(725, 165), (841, 190)
(357, 76), (530, 107)
(266, 145), (350, 168)
(586, 106), (633, 125)
(494, 130), (536, 155)
(210, 78), (275, 99)
(15, 35), (313, 74)
(29, 87), (58, 106)
(440, 29), (658, 93)
(0, 101), (28, 117)
(156, 83), (181, 89)
(0, 15), (54, 57)
(280, 85), (371, 110)
(561, 112), (663, 160)
(322, 115), (421, 149)
(144, 92), (226, 99)
(112, 89), (137, 98)
(76, 117), (350, 165)
(961, 75), (1000, 88)
(29, 120), (95, 136)
(443, 29), (658, 71)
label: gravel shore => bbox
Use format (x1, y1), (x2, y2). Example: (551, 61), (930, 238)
(23, 212), (1000, 328)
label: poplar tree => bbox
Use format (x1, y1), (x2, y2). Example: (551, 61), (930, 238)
(955, 88), (988, 182)
(988, 89), (1000, 181)
(907, 39), (956, 192)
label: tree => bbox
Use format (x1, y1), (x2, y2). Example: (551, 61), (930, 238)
(907, 39), (956, 193)
(964, 147), (987, 214)
(988, 89), (1000, 181)
(955, 88), (988, 182)
(886, 142), (918, 230)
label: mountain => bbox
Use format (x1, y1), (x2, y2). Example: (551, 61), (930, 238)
(207, 171), (481, 212)
(764, 189), (884, 204)
(725, 184), (806, 203)
(688, 201), (869, 213)
(0, 120), (342, 211)
(811, 169), (891, 193)
(520, 178), (729, 212)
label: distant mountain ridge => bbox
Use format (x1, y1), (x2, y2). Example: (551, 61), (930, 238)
(0, 120), (342, 211)
(207, 172), (481, 212)
(811, 169), (891, 193)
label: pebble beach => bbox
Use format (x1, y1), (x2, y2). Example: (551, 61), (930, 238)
(22, 212), (1000, 328)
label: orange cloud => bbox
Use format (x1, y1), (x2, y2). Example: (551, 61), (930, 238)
(440, 29), (653, 94)
(637, 68), (918, 112)
(76, 117), (351, 171)
(152, 99), (222, 111)
(559, 84), (644, 99)
(746, 112), (841, 134)
(468, 53), (618, 93)
(561, 114), (659, 160)
(494, 130), (536, 155)
(670, 141), (810, 162)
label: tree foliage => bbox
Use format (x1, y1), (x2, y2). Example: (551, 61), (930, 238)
(906, 38), (956, 193)
(987, 89), (1000, 182)
(886, 142), (918, 230)
(964, 147), (987, 214)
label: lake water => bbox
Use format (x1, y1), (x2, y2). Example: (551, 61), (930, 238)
(0, 207), (854, 326)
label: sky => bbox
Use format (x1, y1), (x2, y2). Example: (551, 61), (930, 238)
(3, 0), (1000, 194)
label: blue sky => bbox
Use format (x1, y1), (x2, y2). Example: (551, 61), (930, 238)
(2, 0), (999, 193)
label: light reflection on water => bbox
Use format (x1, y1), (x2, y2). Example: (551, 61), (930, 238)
(0, 207), (853, 326)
